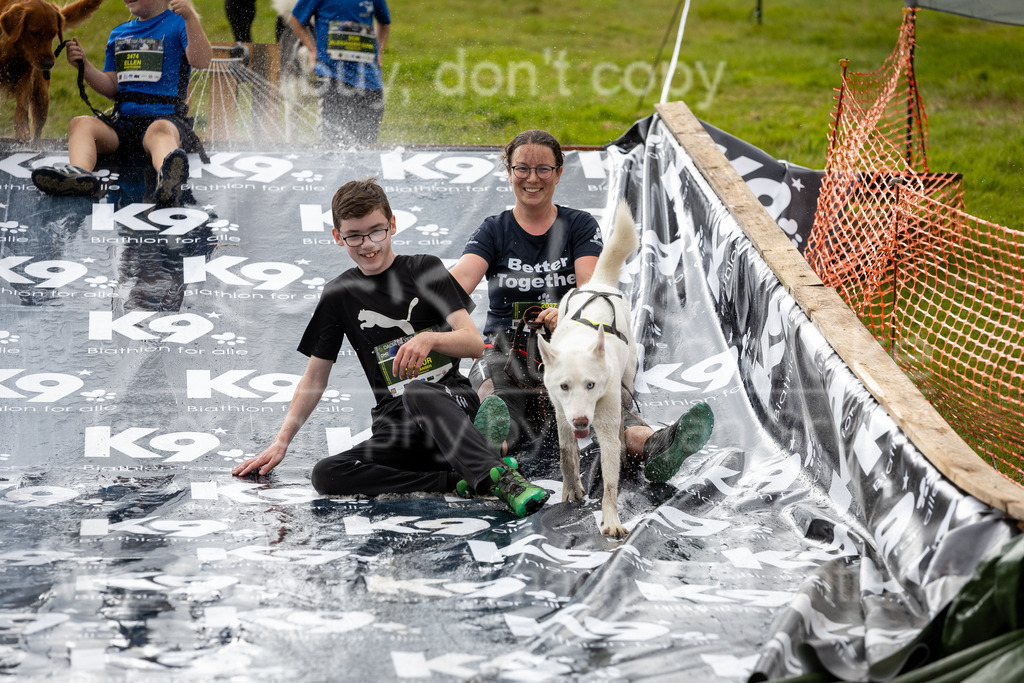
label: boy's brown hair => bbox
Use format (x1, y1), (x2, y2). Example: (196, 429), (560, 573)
(331, 178), (393, 229)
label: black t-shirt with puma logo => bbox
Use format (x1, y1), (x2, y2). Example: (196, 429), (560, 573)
(298, 254), (474, 407)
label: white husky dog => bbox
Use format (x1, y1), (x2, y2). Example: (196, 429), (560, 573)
(538, 200), (639, 538)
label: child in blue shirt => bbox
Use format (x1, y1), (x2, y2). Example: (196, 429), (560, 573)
(288, 0), (391, 145)
(32, 0), (212, 205)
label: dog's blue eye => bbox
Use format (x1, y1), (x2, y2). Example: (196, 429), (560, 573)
(586, 382), (595, 390)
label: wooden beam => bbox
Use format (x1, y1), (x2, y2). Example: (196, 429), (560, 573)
(655, 100), (1024, 521)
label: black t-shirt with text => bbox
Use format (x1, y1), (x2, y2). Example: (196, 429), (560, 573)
(462, 206), (603, 335)
(298, 254), (474, 407)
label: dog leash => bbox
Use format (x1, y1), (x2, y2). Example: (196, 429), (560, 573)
(61, 45), (118, 126)
(43, 39), (68, 82)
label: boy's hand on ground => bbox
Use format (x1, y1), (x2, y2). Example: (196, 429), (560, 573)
(233, 445), (285, 477)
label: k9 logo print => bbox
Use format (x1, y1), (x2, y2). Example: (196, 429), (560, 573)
(85, 427), (220, 462)
(0, 256), (88, 288)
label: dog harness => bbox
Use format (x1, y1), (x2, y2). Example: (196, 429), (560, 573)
(561, 289), (630, 344)
(559, 288), (641, 415)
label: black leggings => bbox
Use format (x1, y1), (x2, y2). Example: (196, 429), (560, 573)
(317, 78), (385, 145)
(468, 342), (552, 455)
(224, 0), (256, 42)
(310, 380), (503, 496)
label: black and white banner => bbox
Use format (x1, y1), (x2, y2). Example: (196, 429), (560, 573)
(0, 123), (1013, 681)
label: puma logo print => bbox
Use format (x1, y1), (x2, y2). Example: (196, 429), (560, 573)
(358, 297), (419, 336)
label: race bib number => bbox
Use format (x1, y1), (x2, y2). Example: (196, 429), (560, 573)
(512, 301), (557, 319)
(326, 21), (376, 63)
(115, 37), (164, 83)
(375, 327), (453, 397)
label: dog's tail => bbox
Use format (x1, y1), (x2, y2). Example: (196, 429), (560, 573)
(590, 200), (639, 288)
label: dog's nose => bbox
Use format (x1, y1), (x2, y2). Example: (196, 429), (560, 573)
(41, 57), (56, 71)
(572, 417), (588, 429)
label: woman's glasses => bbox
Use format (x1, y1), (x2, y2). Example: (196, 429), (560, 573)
(509, 165), (559, 179)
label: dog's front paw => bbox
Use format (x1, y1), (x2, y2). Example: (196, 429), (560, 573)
(561, 481), (585, 502)
(600, 520), (628, 538)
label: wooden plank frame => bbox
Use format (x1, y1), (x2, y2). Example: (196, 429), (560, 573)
(655, 100), (1024, 521)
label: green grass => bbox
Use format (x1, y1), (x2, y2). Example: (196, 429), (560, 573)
(3, 0), (1022, 228)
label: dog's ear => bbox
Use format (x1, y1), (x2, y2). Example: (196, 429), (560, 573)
(61, 0), (104, 29)
(537, 335), (555, 366)
(0, 5), (27, 42)
(592, 325), (606, 359)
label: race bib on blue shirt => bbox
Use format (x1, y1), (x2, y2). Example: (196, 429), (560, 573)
(326, 21), (376, 63)
(114, 37), (164, 83)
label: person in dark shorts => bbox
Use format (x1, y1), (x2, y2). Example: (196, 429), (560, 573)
(288, 0), (390, 144)
(31, 0), (211, 206)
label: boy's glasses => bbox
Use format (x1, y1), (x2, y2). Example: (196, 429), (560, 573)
(509, 164), (559, 179)
(339, 227), (389, 247)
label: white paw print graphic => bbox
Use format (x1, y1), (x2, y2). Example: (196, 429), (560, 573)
(212, 332), (246, 346)
(291, 170), (323, 182)
(81, 389), (116, 402)
(0, 331), (19, 345)
(302, 277), (326, 291)
(207, 219), (239, 234)
(416, 223), (449, 237)
(84, 276), (115, 289)
(218, 449), (250, 463)
(320, 391), (351, 404)
(94, 169), (120, 189)
(778, 218), (802, 245)
(0, 220), (27, 234)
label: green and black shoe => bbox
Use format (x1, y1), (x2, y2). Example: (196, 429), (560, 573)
(455, 396), (513, 497)
(155, 148), (189, 206)
(489, 456), (549, 517)
(642, 402), (715, 483)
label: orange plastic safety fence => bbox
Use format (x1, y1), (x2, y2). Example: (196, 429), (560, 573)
(806, 9), (1024, 480)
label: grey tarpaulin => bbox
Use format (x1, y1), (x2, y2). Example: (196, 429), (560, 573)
(611, 116), (823, 255)
(0, 117), (1016, 681)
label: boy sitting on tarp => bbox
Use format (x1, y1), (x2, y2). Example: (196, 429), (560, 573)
(232, 178), (551, 518)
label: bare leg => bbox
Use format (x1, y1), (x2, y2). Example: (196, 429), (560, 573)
(624, 424), (653, 462)
(142, 119), (183, 172)
(68, 116), (119, 171)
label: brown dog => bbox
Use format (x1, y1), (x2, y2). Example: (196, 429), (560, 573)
(0, 0), (104, 141)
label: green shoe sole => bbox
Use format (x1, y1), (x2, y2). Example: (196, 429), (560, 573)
(643, 402), (714, 483)
(474, 394), (510, 456)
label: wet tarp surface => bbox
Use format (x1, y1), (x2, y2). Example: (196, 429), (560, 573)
(0, 118), (1017, 681)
